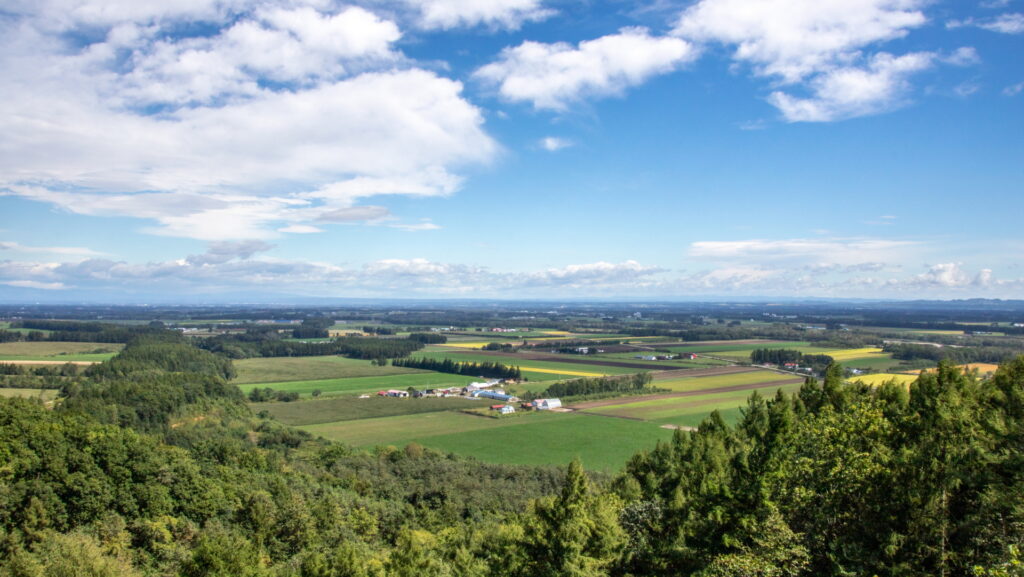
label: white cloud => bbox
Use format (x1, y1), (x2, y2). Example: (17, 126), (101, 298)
(908, 262), (993, 289)
(768, 52), (935, 122)
(540, 137), (573, 151)
(673, 0), (927, 83)
(406, 0), (554, 30)
(278, 224), (323, 234)
(527, 261), (666, 286)
(476, 28), (696, 111)
(1, 280), (68, 290)
(0, 3), (498, 241)
(670, 0), (951, 121)
(1004, 82), (1024, 96)
(688, 237), (918, 267)
(120, 7), (403, 105)
(950, 13), (1024, 34)
(0, 241), (104, 258)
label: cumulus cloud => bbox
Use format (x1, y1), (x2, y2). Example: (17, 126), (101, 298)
(407, 0), (554, 30)
(673, 0), (927, 82)
(527, 261), (666, 287)
(769, 52), (935, 122)
(476, 28), (696, 111)
(671, 0), (960, 121)
(0, 2), (497, 241)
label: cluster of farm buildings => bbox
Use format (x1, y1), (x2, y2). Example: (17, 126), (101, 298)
(376, 379), (562, 415)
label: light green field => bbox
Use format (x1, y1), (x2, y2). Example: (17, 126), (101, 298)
(0, 388), (60, 401)
(256, 395), (484, 426)
(664, 341), (812, 355)
(839, 353), (901, 370)
(237, 372), (479, 398)
(411, 351), (639, 377)
(588, 352), (731, 368)
(655, 370), (798, 392)
(301, 411), (674, 472)
(0, 342), (123, 361)
(233, 356), (423, 384)
(583, 382), (804, 426)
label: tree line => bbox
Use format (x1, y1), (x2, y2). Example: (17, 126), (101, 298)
(884, 342), (1022, 364)
(536, 372), (655, 400)
(391, 357), (522, 380)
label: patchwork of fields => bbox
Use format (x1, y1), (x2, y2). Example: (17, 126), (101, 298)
(230, 338), (933, 470)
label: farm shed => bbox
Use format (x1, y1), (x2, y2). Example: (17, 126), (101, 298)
(499, 405), (515, 415)
(536, 398), (562, 410)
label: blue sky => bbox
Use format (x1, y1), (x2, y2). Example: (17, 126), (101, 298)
(0, 0), (1021, 301)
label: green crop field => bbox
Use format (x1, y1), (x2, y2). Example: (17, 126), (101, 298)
(0, 341), (123, 361)
(300, 410), (673, 471)
(583, 382), (804, 427)
(233, 356), (423, 384)
(0, 388), (60, 401)
(411, 351), (639, 377)
(236, 372), (479, 398)
(588, 352), (731, 368)
(655, 370), (798, 392)
(420, 414), (674, 471)
(664, 341), (811, 355)
(255, 395), (484, 426)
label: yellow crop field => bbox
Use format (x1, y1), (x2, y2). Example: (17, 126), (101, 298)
(542, 330), (572, 336)
(519, 367), (606, 377)
(912, 363), (1001, 375)
(850, 373), (918, 386)
(441, 342), (494, 349)
(823, 347), (885, 360)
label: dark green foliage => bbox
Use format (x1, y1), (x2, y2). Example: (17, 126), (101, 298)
(407, 333), (447, 344)
(247, 388), (300, 402)
(750, 348), (833, 372)
(391, 357), (522, 380)
(538, 373), (653, 400)
(886, 342), (1021, 364)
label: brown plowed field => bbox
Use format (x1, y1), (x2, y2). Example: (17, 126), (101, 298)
(570, 377), (805, 410)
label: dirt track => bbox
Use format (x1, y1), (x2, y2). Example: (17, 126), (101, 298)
(569, 377), (805, 410)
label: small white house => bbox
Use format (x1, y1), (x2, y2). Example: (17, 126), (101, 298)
(499, 405), (515, 415)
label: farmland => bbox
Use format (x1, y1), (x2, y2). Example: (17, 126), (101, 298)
(299, 410), (674, 472)
(577, 383), (805, 427)
(233, 355), (422, 384)
(257, 395), (482, 425)
(0, 341), (123, 362)
(236, 372), (479, 398)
